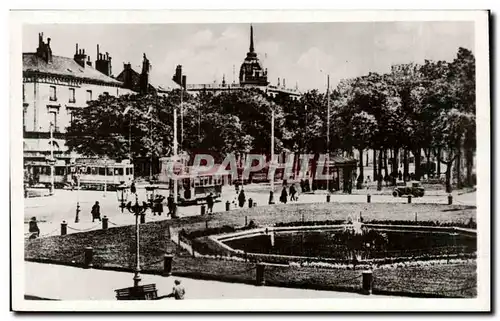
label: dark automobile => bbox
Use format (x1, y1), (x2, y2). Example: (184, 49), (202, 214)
(392, 181), (425, 197)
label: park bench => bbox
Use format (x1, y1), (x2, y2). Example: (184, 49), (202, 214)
(115, 284), (158, 300)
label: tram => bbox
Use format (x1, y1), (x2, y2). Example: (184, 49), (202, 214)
(169, 171), (226, 206)
(25, 159), (134, 190)
(72, 159), (134, 190)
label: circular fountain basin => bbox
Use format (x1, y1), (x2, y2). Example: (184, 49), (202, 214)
(208, 223), (476, 264)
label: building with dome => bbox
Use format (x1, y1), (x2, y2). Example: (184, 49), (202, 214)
(185, 25), (301, 100)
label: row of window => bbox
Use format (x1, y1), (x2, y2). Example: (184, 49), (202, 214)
(47, 86), (109, 103)
(36, 166), (133, 176)
(74, 166), (133, 176)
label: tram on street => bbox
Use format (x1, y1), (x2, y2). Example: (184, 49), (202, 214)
(71, 159), (134, 190)
(25, 159), (134, 190)
(168, 171), (226, 206)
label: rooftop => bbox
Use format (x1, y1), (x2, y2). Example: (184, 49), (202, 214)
(23, 53), (123, 86)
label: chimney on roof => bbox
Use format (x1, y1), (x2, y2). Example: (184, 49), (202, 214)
(95, 44), (112, 76)
(86, 56), (92, 67)
(283, 78), (286, 88)
(277, 78), (280, 87)
(74, 43), (87, 68)
(36, 32), (53, 63)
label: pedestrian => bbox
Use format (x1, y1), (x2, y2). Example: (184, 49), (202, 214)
(167, 194), (174, 216)
(165, 279), (186, 300)
(299, 179), (304, 193)
(154, 195), (165, 216)
(91, 201), (101, 222)
(398, 170), (402, 181)
(280, 186), (288, 204)
(235, 180), (240, 193)
(28, 216), (40, 239)
(130, 181), (136, 194)
(238, 189), (246, 208)
(289, 184), (297, 201)
(206, 192), (214, 214)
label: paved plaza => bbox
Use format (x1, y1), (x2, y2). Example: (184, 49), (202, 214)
(25, 262), (373, 300)
(24, 183), (476, 238)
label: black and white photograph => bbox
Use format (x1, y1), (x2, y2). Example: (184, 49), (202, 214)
(9, 10), (490, 312)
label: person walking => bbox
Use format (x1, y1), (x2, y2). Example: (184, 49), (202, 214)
(28, 216), (40, 239)
(206, 192), (214, 214)
(153, 195), (165, 216)
(238, 189), (246, 208)
(91, 201), (101, 222)
(280, 186), (288, 204)
(167, 194), (174, 216)
(289, 184), (297, 201)
(299, 179), (305, 193)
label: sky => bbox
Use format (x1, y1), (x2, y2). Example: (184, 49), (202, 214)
(23, 22), (474, 92)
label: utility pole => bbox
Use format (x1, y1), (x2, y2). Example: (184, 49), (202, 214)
(173, 101), (178, 205)
(326, 75), (330, 194)
(269, 107), (275, 205)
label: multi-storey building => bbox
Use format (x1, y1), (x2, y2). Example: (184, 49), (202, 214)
(22, 33), (135, 178)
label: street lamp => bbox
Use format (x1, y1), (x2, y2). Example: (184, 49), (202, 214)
(123, 192), (151, 288)
(115, 183), (129, 213)
(48, 122), (56, 195)
(145, 184), (159, 208)
(269, 106), (275, 205)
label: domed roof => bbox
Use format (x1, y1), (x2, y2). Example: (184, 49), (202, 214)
(239, 25), (268, 87)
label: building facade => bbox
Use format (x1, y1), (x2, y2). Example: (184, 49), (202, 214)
(23, 33), (135, 179)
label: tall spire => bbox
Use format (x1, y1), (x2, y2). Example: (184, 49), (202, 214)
(249, 24), (255, 53)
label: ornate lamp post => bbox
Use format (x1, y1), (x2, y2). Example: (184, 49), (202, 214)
(145, 184), (159, 208)
(123, 191), (151, 289)
(115, 183), (129, 213)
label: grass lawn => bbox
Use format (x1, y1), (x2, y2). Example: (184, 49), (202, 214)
(25, 202), (477, 298)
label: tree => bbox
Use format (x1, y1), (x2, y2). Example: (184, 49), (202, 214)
(66, 93), (174, 161)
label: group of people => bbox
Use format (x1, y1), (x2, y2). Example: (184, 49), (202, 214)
(279, 184), (299, 204)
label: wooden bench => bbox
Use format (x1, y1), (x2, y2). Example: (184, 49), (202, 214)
(115, 284), (158, 300)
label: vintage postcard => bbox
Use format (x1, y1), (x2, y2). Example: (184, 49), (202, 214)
(10, 10), (490, 312)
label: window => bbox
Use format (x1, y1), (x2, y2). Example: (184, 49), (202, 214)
(107, 168), (113, 176)
(23, 105), (27, 131)
(115, 168), (123, 176)
(67, 109), (74, 126)
(91, 167), (97, 175)
(49, 86), (57, 101)
(86, 90), (92, 101)
(98, 167), (106, 176)
(69, 88), (76, 103)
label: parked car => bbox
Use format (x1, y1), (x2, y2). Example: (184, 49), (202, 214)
(392, 181), (425, 197)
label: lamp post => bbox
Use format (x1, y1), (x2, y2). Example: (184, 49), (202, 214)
(124, 192), (150, 288)
(269, 107), (275, 205)
(326, 75), (331, 194)
(116, 183), (129, 213)
(75, 172), (81, 223)
(173, 102), (179, 206)
(145, 184), (158, 209)
(48, 122), (55, 195)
